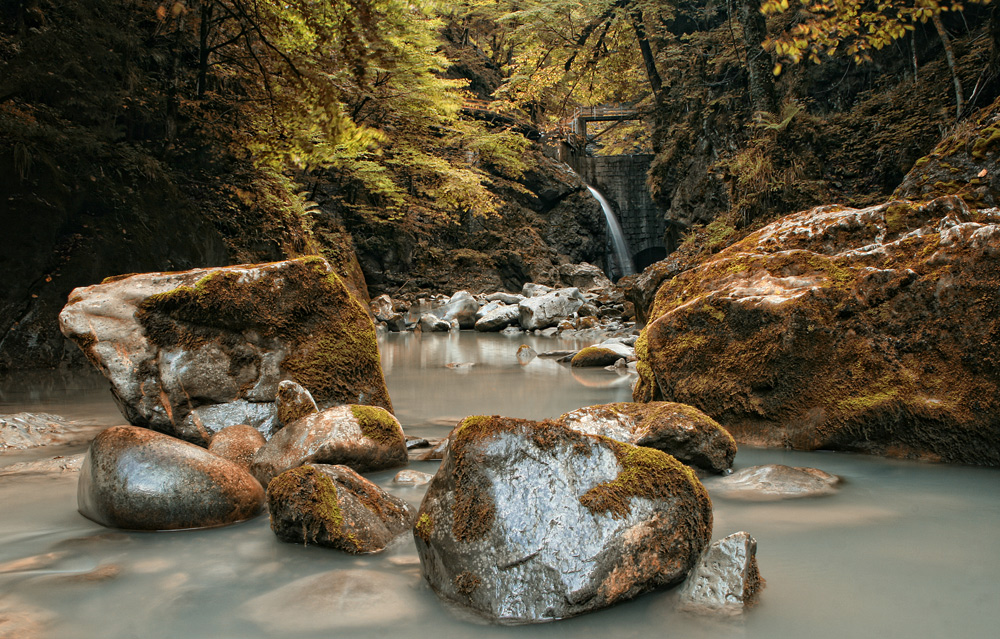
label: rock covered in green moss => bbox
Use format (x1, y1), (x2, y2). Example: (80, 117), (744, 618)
(414, 415), (712, 624)
(677, 531), (764, 615)
(569, 341), (634, 368)
(267, 464), (414, 553)
(560, 402), (736, 474)
(78, 425), (264, 530)
(207, 424), (266, 470)
(250, 405), (407, 486)
(636, 196), (1000, 466)
(275, 380), (318, 428)
(58, 257), (391, 445)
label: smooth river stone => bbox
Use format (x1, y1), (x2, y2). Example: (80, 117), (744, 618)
(78, 425), (264, 530)
(707, 464), (841, 500)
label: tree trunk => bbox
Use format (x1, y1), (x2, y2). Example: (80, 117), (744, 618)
(630, 8), (663, 100)
(932, 12), (964, 119)
(738, 0), (777, 115)
(197, 1), (214, 98)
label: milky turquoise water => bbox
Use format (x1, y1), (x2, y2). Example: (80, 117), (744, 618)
(1, 332), (998, 638)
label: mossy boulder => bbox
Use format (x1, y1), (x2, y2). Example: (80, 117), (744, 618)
(560, 402), (737, 474)
(78, 425), (264, 530)
(267, 464), (414, 553)
(636, 196), (1000, 466)
(250, 405), (408, 486)
(414, 415), (712, 624)
(58, 257), (391, 445)
(570, 344), (633, 368)
(275, 380), (318, 428)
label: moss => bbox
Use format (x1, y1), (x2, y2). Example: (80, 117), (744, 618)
(837, 388), (900, 412)
(971, 126), (1000, 159)
(267, 465), (342, 545)
(414, 512), (433, 542)
(570, 346), (621, 367)
(579, 440), (710, 519)
(350, 405), (404, 447)
(100, 272), (141, 284)
(454, 571), (482, 596)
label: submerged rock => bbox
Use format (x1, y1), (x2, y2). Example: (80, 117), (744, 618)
(414, 415), (713, 624)
(393, 469), (434, 486)
(207, 424), (266, 471)
(516, 344), (536, 365)
(635, 196), (1000, 465)
(560, 402), (736, 474)
(78, 425), (264, 530)
(275, 380), (318, 428)
(708, 464), (841, 500)
(250, 405), (408, 486)
(58, 257), (391, 445)
(0, 413), (98, 451)
(267, 464), (414, 553)
(678, 531), (764, 615)
(518, 288), (585, 330)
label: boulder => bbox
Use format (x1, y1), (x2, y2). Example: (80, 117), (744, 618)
(476, 300), (503, 319)
(518, 287), (585, 330)
(418, 313), (451, 332)
(474, 304), (521, 332)
(267, 464), (414, 553)
(678, 531), (764, 615)
(207, 424), (266, 470)
(384, 313), (407, 332)
(275, 380), (318, 428)
(560, 402), (736, 474)
(250, 405), (408, 486)
(58, 257), (391, 446)
(707, 465), (841, 500)
(369, 294), (395, 322)
(571, 346), (626, 368)
(485, 292), (524, 305)
(414, 416), (713, 624)
(438, 291), (481, 329)
(78, 425), (264, 530)
(635, 196), (1000, 465)
(521, 283), (553, 298)
(558, 262), (613, 292)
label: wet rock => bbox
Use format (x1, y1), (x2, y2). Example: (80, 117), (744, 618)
(560, 402), (736, 474)
(485, 292), (524, 305)
(78, 425), (264, 530)
(537, 350), (577, 359)
(250, 405), (407, 486)
(439, 291), (481, 329)
(516, 344), (537, 365)
(476, 300), (503, 319)
(385, 313), (407, 332)
(518, 288), (585, 330)
(405, 437), (430, 449)
(635, 196), (1000, 465)
(474, 304), (521, 332)
(500, 326), (522, 336)
(678, 531), (764, 615)
(521, 283), (553, 298)
(393, 469), (434, 486)
(411, 438), (449, 461)
(559, 262), (613, 291)
(577, 302), (599, 317)
(369, 294), (395, 321)
(267, 464), (414, 553)
(0, 413), (95, 451)
(275, 380), (318, 428)
(708, 465), (841, 500)
(419, 313), (451, 332)
(58, 257), (391, 445)
(0, 454), (84, 478)
(414, 416), (712, 624)
(207, 424), (266, 471)
(571, 346), (626, 368)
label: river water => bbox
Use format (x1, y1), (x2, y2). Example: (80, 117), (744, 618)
(1, 332), (998, 638)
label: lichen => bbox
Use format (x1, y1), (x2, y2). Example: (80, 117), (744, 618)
(350, 404), (404, 447)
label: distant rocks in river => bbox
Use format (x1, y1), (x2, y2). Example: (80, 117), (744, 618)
(414, 415), (712, 624)
(58, 257), (392, 445)
(250, 404), (408, 487)
(707, 464), (841, 501)
(267, 464), (414, 553)
(678, 531), (764, 615)
(78, 426), (264, 530)
(0, 412), (101, 451)
(560, 402), (737, 474)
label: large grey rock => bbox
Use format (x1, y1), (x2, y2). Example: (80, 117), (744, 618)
(267, 464), (414, 552)
(518, 287), (585, 330)
(708, 464), (841, 500)
(521, 283), (553, 298)
(250, 405), (408, 487)
(58, 257), (391, 445)
(678, 531), (764, 615)
(560, 402), (736, 474)
(475, 304), (521, 332)
(78, 425), (264, 530)
(438, 291), (481, 329)
(414, 416), (713, 624)
(418, 313), (451, 332)
(559, 262), (613, 292)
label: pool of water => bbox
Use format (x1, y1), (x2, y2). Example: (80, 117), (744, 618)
(1, 332), (998, 638)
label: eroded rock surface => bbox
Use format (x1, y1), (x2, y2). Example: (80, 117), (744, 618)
(635, 196), (1000, 465)
(78, 425), (264, 530)
(414, 415), (712, 624)
(267, 464), (414, 553)
(250, 405), (407, 486)
(560, 402), (736, 474)
(678, 531), (764, 615)
(59, 257), (391, 445)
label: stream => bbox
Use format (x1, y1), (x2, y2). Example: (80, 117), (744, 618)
(1, 332), (998, 638)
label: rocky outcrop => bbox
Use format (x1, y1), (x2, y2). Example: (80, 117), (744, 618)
(250, 405), (408, 486)
(58, 257), (391, 445)
(678, 531), (763, 615)
(707, 465), (841, 500)
(267, 464), (414, 553)
(558, 262), (613, 291)
(414, 415), (712, 624)
(560, 402), (736, 474)
(518, 287), (585, 330)
(635, 196), (1000, 466)
(78, 425), (264, 530)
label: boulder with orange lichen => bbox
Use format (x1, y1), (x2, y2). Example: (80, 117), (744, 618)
(413, 415), (712, 624)
(635, 196), (1000, 466)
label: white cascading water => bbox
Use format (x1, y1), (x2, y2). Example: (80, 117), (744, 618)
(587, 185), (635, 277)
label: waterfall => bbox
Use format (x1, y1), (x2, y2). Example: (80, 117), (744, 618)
(587, 186), (635, 278)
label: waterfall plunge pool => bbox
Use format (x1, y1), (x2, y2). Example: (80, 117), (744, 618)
(1, 332), (998, 638)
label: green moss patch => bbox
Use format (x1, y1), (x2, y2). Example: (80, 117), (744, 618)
(350, 405), (404, 447)
(267, 465), (343, 545)
(414, 512), (433, 542)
